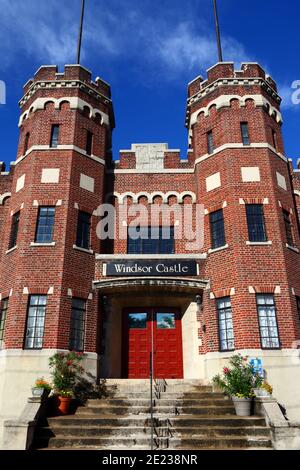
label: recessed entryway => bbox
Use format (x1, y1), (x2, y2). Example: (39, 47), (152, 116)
(98, 288), (205, 380)
(122, 308), (183, 379)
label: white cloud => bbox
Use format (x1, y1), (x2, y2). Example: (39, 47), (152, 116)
(146, 23), (251, 78)
(0, 0), (253, 81)
(0, 0), (78, 66)
(279, 83), (300, 111)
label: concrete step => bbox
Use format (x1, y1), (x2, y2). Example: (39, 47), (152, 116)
(47, 415), (266, 427)
(104, 383), (213, 394)
(170, 437), (273, 449)
(39, 424), (271, 439)
(168, 426), (271, 438)
(36, 435), (272, 450)
(169, 415), (267, 427)
(86, 397), (230, 407)
(36, 435), (155, 449)
(77, 405), (235, 416)
(39, 446), (273, 451)
(104, 379), (209, 386)
(38, 425), (150, 438)
(34, 379), (273, 451)
(107, 386), (214, 393)
(90, 395), (225, 401)
(110, 390), (223, 396)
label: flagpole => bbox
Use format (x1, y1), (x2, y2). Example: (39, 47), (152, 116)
(213, 0), (223, 62)
(76, 0), (85, 64)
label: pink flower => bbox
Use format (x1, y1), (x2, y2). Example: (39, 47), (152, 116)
(223, 367), (230, 375)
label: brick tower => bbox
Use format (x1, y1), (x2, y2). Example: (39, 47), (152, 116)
(0, 65), (114, 417)
(186, 62), (300, 404)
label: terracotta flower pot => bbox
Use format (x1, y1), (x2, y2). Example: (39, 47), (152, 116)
(58, 396), (72, 415)
(232, 397), (252, 416)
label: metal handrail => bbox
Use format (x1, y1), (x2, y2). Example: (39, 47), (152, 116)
(150, 351), (154, 451)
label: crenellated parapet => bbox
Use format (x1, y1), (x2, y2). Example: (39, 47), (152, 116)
(113, 144), (194, 172)
(0, 162), (14, 205)
(186, 62), (281, 130)
(19, 64), (115, 130)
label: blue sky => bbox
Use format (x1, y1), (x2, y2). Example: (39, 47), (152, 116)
(0, 0), (299, 168)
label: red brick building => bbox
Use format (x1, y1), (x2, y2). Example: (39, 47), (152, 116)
(1, 61), (300, 428)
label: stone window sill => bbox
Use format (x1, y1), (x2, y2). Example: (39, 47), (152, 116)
(30, 242), (56, 247)
(73, 245), (94, 254)
(208, 244), (229, 254)
(286, 244), (299, 253)
(246, 241), (272, 246)
(6, 245), (18, 254)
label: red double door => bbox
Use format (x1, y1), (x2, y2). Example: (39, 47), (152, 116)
(122, 308), (183, 379)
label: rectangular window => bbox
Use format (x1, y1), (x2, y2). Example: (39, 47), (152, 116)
(128, 312), (147, 329)
(272, 129), (278, 150)
(246, 204), (267, 242)
(0, 299), (8, 349)
(35, 207), (55, 243)
(69, 298), (86, 351)
(217, 297), (234, 351)
(50, 124), (60, 148)
(296, 296), (300, 321)
(241, 122), (250, 145)
(207, 130), (214, 155)
(24, 295), (47, 349)
(256, 294), (280, 349)
(9, 211), (20, 250)
(210, 209), (226, 249)
(283, 209), (294, 247)
(24, 132), (30, 154)
(76, 211), (91, 249)
(86, 130), (93, 155)
(127, 226), (175, 254)
(157, 313), (176, 329)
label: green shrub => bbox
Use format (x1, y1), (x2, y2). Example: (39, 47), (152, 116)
(49, 351), (85, 395)
(212, 354), (263, 398)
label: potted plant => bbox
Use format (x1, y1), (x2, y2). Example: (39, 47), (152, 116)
(56, 390), (74, 414)
(254, 381), (273, 397)
(49, 351), (85, 415)
(31, 377), (52, 399)
(212, 354), (263, 416)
